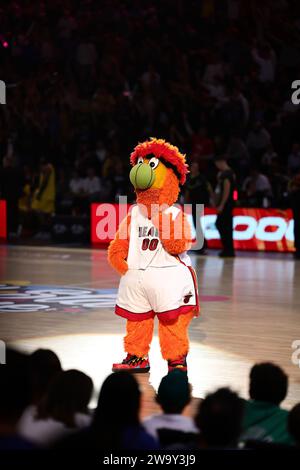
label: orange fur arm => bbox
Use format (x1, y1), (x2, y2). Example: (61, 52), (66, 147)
(107, 214), (131, 276)
(153, 211), (192, 254)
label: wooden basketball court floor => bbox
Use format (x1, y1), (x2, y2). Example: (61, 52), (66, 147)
(1, 244), (300, 417)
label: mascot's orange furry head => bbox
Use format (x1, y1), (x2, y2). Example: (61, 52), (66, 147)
(108, 137), (192, 276)
(129, 138), (189, 209)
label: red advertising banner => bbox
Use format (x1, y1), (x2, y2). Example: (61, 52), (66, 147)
(0, 200), (7, 240)
(203, 207), (294, 252)
(91, 203), (295, 252)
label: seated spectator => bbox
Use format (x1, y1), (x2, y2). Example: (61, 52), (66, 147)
(55, 372), (159, 450)
(261, 144), (278, 171)
(76, 37), (98, 68)
(141, 63), (161, 90)
(226, 135), (249, 176)
(19, 165), (35, 214)
(252, 43), (276, 83)
(82, 167), (102, 201)
(288, 403), (300, 448)
(19, 369), (93, 446)
(69, 170), (88, 214)
(202, 52), (224, 85)
(186, 125), (214, 172)
(69, 170), (85, 196)
(56, 168), (73, 214)
(203, 76), (225, 101)
(91, 372), (158, 450)
(94, 140), (107, 172)
(195, 388), (244, 449)
(29, 348), (62, 401)
(218, 86), (248, 135)
(58, 8), (77, 41)
(242, 168), (273, 207)
(240, 362), (294, 446)
(143, 370), (199, 447)
(18, 349), (62, 438)
(227, 135), (249, 162)
(0, 349), (35, 450)
(76, 35), (97, 89)
(288, 143), (300, 174)
(282, 97), (299, 115)
(268, 160), (289, 207)
(246, 121), (271, 162)
(109, 159), (130, 201)
(31, 159), (56, 215)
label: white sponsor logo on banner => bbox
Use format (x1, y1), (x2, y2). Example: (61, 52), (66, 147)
(200, 215), (294, 242)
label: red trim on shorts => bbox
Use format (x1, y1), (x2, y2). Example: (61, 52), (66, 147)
(187, 265), (200, 317)
(156, 304), (197, 321)
(174, 255), (200, 317)
(115, 305), (155, 321)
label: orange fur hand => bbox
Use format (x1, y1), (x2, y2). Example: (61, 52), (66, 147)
(107, 215), (131, 276)
(153, 211), (192, 254)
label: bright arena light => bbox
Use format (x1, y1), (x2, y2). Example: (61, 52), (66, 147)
(11, 334), (252, 406)
(10, 333), (300, 410)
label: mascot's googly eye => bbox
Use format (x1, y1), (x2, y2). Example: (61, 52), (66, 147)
(137, 157), (144, 164)
(148, 157), (159, 169)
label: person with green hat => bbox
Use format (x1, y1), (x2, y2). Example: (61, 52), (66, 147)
(143, 370), (199, 446)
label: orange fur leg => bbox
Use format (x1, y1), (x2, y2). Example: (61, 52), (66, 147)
(124, 318), (154, 357)
(158, 310), (194, 360)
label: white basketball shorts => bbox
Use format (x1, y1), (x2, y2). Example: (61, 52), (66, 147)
(115, 263), (199, 322)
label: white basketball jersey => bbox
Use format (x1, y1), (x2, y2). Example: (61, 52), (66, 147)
(127, 205), (191, 270)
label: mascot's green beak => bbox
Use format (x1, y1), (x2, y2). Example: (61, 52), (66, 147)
(129, 163), (155, 190)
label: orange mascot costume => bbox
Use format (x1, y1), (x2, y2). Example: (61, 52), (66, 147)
(108, 138), (199, 374)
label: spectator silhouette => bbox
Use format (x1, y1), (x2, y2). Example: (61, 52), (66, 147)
(18, 348), (62, 440)
(28, 349), (62, 405)
(19, 369), (93, 446)
(240, 362), (294, 445)
(195, 388), (243, 449)
(288, 403), (300, 448)
(55, 371), (158, 450)
(143, 370), (199, 447)
(0, 349), (35, 450)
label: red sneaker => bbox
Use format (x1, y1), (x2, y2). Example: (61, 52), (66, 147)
(112, 354), (150, 373)
(168, 355), (188, 373)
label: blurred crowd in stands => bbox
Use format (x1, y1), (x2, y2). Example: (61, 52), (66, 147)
(1, 0), (300, 236)
(1, 347), (300, 451)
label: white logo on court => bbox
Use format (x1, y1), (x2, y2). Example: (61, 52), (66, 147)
(291, 340), (300, 368)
